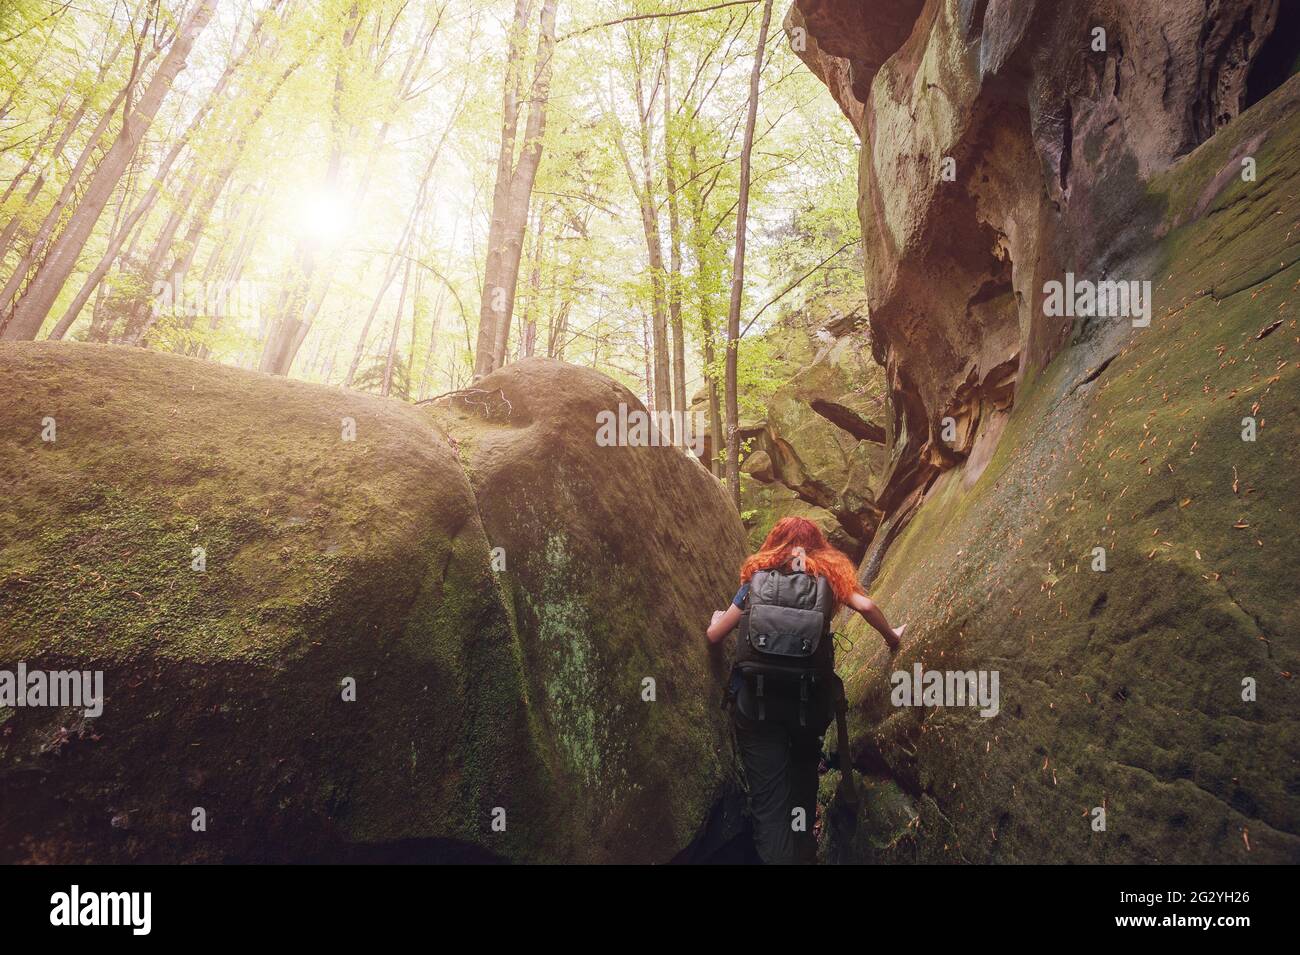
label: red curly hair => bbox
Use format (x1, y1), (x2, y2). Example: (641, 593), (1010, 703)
(740, 517), (863, 607)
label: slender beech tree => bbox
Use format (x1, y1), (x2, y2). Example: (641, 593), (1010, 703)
(724, 0), (773, 509)
(290, 7), (445, 360)
(46, 2), (286, 341)
(0, 72), (138, 314)
(259, 2), (364, 375)
(344, 101), (457, 387)
(0, 27), (129, 262)
(686, 142), (725, 477)
(662, 26), (687, 444)
(473, 0), (559, 377)
(611, 27), (672, 417)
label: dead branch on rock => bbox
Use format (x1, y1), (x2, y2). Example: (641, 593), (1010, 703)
(417, 386), (514, 420)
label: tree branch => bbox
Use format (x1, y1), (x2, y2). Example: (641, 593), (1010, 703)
(740, 238), (861, 338)
(559, 0), (761, 42)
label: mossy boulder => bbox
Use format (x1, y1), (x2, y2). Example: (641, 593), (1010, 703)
(0, 345), (744, 863)
(427, 358), (747, 861)
(824, 78), (1300, 864)
(736, 299), (889, 555)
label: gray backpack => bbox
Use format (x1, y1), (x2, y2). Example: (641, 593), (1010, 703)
(733, 569), (836, 727)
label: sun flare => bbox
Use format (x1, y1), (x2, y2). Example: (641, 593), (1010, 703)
(294, 191), (350, 244)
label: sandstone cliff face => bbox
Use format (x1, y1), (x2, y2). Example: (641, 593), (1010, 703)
(0, 346), (745, 863)
(790, 0), (1286, 513)
(792, 0), (1300, 862)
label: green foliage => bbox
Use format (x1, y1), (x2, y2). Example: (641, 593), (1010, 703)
(0, 0), (863, 417)
(351, 354), (412, 401)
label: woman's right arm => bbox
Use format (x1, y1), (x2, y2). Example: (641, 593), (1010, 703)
(847, 592), (904, 650)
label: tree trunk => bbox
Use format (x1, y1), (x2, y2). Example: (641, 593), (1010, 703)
(0, 28), (128, 260)
(0, 81), (133, 313)
(489, 0), (559, 371)
(0, 171), (46, 265)
(643, 312), (654, 406)
(346, 252), (404, 386)
(125, 157), (236, 346)
(686, 143), (725, 477)
(724, 0), (773, 510)
(45, 16), (263, 343)
(472, 0), (531, 377)
(0, 89), (73, 253)
(46, 160), (160, 340)
(124, 34), (310, 347)
(547, 300), (568, 358)
(272, 5), (438, 373)
(474, 0), (559, 376)
(418, 275), (447, 399)
(702, 321), (725, 476)
(620, 36), (672, 419)
(663, 32), (687, 444)
(344, 126), (442, 387)
(103, 155), (205, 344)
(521, 201), (545, 359)
(2, 1), (216, 341)
(382, 253), (414, 397)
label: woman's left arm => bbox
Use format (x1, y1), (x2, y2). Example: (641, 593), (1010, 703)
(706, 604), (742, 643)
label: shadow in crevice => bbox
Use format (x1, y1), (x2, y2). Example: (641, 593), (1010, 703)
(673, 786), (761, 865)
(1245, 0), (1300, 109)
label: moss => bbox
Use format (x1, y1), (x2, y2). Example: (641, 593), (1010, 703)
(833, 81), (1300, 863)
(531, 530), (604, 785)
(0, 344), (532, 862)
(0, 344), (461, 663)
(427, 358), (747, 862)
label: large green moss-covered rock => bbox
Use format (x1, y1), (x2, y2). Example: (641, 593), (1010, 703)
(824, 78), (1300, 864)
(427, 358), (747, 861)
(731, 297), (890, 555)
(0, 346), (744, 863)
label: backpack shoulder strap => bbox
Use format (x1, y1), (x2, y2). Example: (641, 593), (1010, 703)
(749, 569), (776, 605)
(814, 575), (835, 630)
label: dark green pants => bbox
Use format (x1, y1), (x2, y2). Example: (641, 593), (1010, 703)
(734, 715), (823, 865)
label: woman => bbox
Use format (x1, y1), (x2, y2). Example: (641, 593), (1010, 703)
(706, 517), (904, 864)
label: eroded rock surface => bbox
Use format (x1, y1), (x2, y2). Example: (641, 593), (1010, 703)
(791, 0), (1300, 863)
(790, 0), (1287, 513)
(429, 358), (748, 861)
